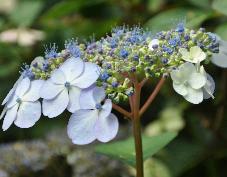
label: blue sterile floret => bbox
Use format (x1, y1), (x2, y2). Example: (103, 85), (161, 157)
(65, 39), (81, 58)
(44, 43), (58, 59)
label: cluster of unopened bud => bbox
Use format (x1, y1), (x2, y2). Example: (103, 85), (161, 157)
(20, 24), (219, 103)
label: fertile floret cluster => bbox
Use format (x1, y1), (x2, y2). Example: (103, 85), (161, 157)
(1, 24), (227, 145)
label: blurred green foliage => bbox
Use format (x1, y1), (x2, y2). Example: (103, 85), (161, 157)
(0, 0), (227, 177)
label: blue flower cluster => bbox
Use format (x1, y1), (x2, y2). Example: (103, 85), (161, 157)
(19, 24), (220, 103)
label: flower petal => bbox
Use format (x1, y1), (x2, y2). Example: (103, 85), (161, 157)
(188, 72), (206, 89)
(6, 94), (18, 109)
(179, 62), (196, 77)
(71, 62), (99, 88)
(79, 86), (96, 109)
(95, 113), (119, 143)
(203, 73), (215, 99)
(0, 107), (7, 120)
(42, 89), (69, 118)
(211, 52), (227, 68)
(15, 77), (30, 97)
(59, 57), (84, 82)
(14, 101), (41, 128)
(170, 70), (185, 84)
(50, 69), (66, 84)
(184, 87), (203, 104)
(173, 83), (188, 96)
(2, 104), (19, 131)
(67, 86), (81, 113)
(190, 46), (206, 63)
(67, 109), (98, 145)
(99, 99), (112, 119)
(40, 80), (64, 100)
(93, 87), (106, 103)
(2, 76), (23, 105)
(23, 80), (44, 102)
(179, 48), (190, 62)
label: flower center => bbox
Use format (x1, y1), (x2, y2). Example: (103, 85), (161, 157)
(64, 82), (71, 89)
(16, 98), (22, 104)
(95, 103), (102, 110)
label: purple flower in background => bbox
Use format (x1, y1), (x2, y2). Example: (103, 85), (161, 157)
(67, 86), (119, 145)
(1, 77), (44, 130)
(40, 57), (100, 118)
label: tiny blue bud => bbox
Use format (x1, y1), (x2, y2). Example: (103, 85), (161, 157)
(161, 58), (168, 64)
(176, 23), (185, 33)
(184, 35), (190, 41)
(119, 49), (129, 59)
(133, 55), (139, 61)
(112, 81), (119, 88)
(130, 66), (136, 72)
(100, 71), (109, 81)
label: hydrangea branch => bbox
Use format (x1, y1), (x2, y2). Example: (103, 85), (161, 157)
(140, 77), (166, 117)
(112, 103), (132, 119)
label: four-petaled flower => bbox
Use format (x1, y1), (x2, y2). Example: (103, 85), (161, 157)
(1, 77), (44, 131)
(40, 57), (99, 118)
(67, 86), (119, 145)
(170, 62), (214, 104)
(179, 46), (206, 64)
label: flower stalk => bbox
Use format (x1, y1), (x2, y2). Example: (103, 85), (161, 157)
(131, 75), (144, 177)
(115, 76), (165, 177)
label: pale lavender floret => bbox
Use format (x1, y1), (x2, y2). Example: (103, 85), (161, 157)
(40, 57), (100, 118)
(1, 77), (44, 131)
(67, 86), (119, 145)
(208, 33), (227, 68)
(65, 39), (81, 58)
(44, 43), (58, 59)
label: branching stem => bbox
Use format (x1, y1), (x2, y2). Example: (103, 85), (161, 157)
(112, 75), (165, 177)
(139, 77), (165, 117)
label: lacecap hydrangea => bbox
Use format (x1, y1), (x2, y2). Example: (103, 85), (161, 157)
(1, 24), (226, 145)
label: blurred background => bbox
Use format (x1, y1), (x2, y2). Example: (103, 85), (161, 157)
(0, 0), (227, 177)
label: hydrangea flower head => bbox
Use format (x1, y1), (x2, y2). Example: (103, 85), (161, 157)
(0, 24), (225, 146)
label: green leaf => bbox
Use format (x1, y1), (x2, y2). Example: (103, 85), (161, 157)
(212, 0), (227, 16)
(215, 23), (227, 40)
(188, 0), (211, 9)
(0, 44), (20, 78)
(95, 132), (177, 167)
(9, 1), (43, 27)
(147, 0), (165, 12)
(42, 0), (107, 20)
(158, 139), (206, 177)
(144, 8), (212, 33)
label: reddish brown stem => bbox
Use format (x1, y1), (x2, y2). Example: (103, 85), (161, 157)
(139, 77), (165, 117)
(131, 75), (144, 177)
(112, 103), (132, 119)
(139, 78), (148, 88)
